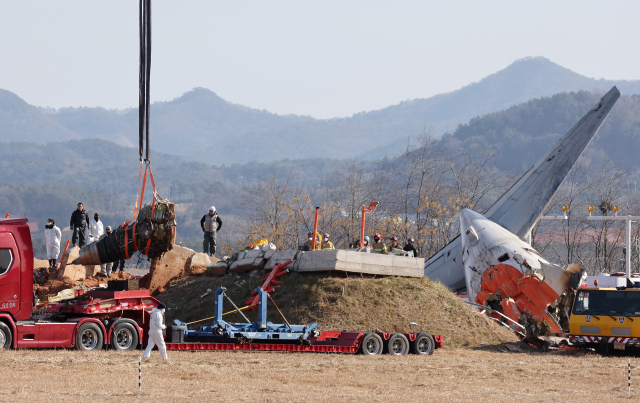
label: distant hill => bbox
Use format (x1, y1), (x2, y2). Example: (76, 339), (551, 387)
(437, 91), (640, 175)
(4, 90), (640, 256)
(2, 57), (640, 165)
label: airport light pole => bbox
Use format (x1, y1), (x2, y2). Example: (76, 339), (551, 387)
(586, 205), (638, 278)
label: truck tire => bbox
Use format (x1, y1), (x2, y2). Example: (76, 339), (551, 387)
(0, 322), (12, 350)
(111, 322), (139, 351)
(359, 332), (383, 355)
(384, 333), (409, 356)
(76, 323), (104, 351)
(410, 332), (435, 355)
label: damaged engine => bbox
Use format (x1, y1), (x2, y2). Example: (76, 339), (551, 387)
(73, 199), (176, 265)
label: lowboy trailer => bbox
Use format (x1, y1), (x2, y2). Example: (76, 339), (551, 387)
(169, 287), (443, 355)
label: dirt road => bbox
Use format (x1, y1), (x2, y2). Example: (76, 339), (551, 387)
(0, 348), (636, 402)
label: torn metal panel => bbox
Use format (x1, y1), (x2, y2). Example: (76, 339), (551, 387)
(460, 208), (585, 334)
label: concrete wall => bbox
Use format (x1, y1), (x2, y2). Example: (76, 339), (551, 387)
(230, 248), (424, 277)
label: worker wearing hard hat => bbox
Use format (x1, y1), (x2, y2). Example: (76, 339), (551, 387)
(371, 233), (387, 254)
(143, 302), (168, 360)
(304, 233), (321, 250)
(200, 206), (223, 257)
(389, 236), (400, 251)
(320, 233), (335, 250)
(403, 238), (419, 257)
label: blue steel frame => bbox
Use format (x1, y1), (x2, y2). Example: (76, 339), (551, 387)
(175, 287), (317, 342)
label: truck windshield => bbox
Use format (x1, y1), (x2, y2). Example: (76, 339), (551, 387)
(573, 289), (640, 316)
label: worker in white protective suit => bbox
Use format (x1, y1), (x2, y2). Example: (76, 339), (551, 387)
(44, 218), (61, 268)
(88, 213), (104, 244)
(143, 302), (168, 359)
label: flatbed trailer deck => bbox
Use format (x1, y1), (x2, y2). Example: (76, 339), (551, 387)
(166, 330), (444, 355)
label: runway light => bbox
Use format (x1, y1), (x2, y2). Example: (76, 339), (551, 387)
(562, 205), (568, 212)
(588, 205), (594, 213)
(614, 205), (620, 213)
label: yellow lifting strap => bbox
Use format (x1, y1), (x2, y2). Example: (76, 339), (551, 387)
(182, 304), (255, 325)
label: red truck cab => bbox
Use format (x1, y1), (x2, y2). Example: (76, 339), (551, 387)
(0, 217), (157, 351)
(0, 218), (34, 322)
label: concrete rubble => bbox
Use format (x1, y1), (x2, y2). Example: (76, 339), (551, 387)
(56, 246), (101, 281)
(33, 243), (422, 301)
(230, 248), (424, 277)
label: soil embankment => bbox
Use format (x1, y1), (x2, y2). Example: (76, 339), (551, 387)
(160, 274), (517, 348)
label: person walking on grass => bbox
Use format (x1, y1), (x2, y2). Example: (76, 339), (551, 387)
(143, 302), (168, 360)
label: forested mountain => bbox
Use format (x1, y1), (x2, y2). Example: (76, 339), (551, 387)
(437, 91), (640, 175)
(0, 140), (367, 255)
(3, 89), (640, 259)
(2, 57), (639, 165)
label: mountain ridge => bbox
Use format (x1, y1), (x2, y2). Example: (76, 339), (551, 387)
(2, 57), (640, 164)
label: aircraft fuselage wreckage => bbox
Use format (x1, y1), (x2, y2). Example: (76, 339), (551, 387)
(424, 86), (621, 329)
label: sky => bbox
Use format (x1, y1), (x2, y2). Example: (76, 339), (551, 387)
(1, 1), (639, 119)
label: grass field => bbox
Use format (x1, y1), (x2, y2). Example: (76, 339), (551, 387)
(1, 347), (638, 402)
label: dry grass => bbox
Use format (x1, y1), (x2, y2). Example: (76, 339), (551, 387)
(1, 348), (639, 402)
(160, 274), (517, 347)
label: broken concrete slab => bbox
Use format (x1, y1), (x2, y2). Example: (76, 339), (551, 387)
(54, 246), (100, 281)
(244, 249), (265, 259)
(264, 250), (299, 270)
(230, 257), (266, 273)
(293, 249), (424, 277)
(56, 264), (101, 282)
(34, 258), (50, 269)
(207, 262), (227, 276)
(58, 246), (81, 272)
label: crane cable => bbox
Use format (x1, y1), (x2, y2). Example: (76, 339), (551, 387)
(139, 0), (151, 164)
(119, 0), (160, 260)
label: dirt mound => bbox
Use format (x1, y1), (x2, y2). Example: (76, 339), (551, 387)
(34, 270), (136, 300)
(160, 274), (518, 348)
(139, 245), (217, 296)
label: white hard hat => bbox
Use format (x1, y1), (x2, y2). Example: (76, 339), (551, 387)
(209, 206), (216, 212)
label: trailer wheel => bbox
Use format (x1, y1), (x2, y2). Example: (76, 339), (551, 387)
(76, 323), (104, 351)
(410, 332), (435, 355)
(359, 332), (383, 355)
(111, 323), (139, 351)
(384, 333), (409, 356)
(0, 322), (12, 350)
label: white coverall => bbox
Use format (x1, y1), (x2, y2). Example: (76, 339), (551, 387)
(44, 225), (62, 260)
(88, 219), (104, 244)
(143, 308), (168, 359)
(97, 233), (113, 277)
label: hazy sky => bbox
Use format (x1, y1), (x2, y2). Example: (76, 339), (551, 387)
(1, 1), (639, 118)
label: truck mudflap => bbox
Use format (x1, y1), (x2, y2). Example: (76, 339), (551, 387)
(433, 335), (444, 348)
